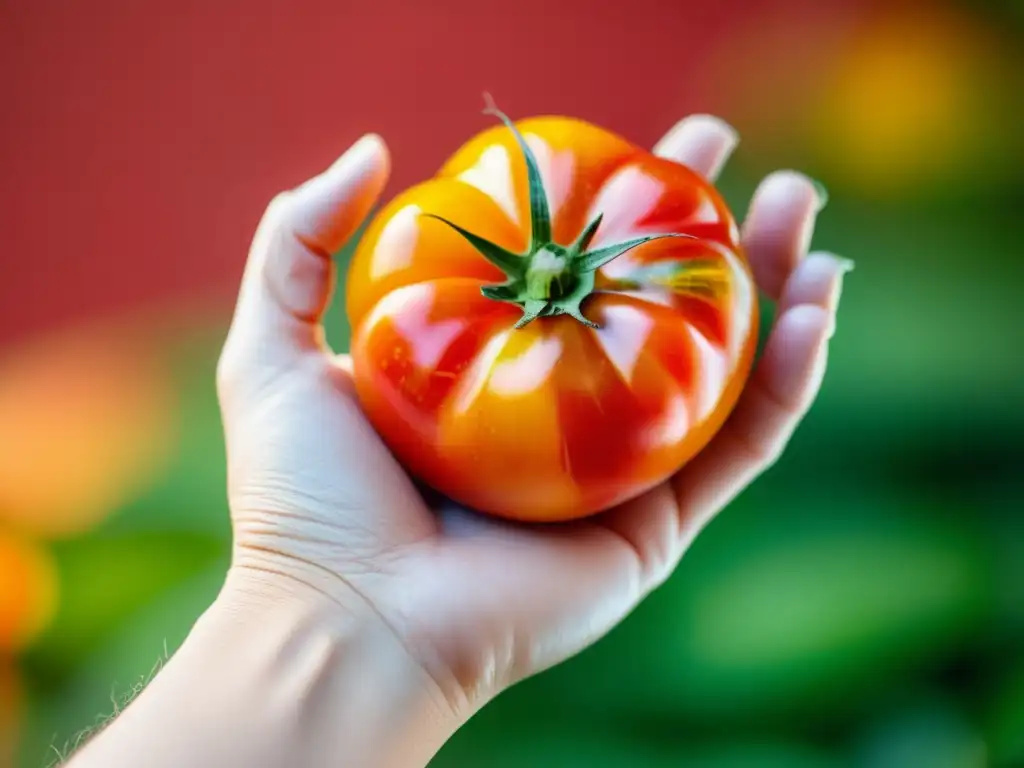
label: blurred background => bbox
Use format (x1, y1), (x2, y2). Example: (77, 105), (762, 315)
(1, 0), (1022, 765)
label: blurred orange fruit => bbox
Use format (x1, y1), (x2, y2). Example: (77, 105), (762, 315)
(0, 532), (57, 652)
(808, 2), (1020, 197)
(0, 319), (177, 538)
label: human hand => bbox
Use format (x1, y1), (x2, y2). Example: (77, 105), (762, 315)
(215, 116), (847, 728)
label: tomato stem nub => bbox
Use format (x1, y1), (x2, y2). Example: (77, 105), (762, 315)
(425, 98), (695, 329)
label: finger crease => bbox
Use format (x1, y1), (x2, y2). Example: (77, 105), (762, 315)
(261, 265), (319, 325)
(296, 232), (333, 262)
(752, 371), (799, 416)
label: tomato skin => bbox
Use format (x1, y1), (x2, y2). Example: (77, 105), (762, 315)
(348, 117), (758, 522)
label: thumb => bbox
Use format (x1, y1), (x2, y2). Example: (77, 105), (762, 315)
(218, 135), (390, 403)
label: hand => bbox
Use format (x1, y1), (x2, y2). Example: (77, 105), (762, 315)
(216, 117), (847, 724)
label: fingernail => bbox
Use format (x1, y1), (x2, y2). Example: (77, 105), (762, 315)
(790, 175), (827, 256)
(824, 253), (852, 335)
(798, 212), (817, 256)
(811, 179), (829, 212)
(830, 261), (849, 307)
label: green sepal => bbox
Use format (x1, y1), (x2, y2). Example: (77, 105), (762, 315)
(480, 282), (521, 302)
(572, 213), (604, 253)
(443, 99), (707, 332)
(423, 214), (525, 276)
(515, 298), (551, 328)
(576, 233), (694, 272)
(545, 269), (599, 329)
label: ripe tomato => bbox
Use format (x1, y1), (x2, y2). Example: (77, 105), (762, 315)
(347, 107), (758, 522)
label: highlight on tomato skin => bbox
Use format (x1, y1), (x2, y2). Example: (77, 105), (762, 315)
(347, 107), (758, 522)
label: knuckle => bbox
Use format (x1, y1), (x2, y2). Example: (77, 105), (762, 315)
(263, 191), (295, 228)
(215, 335), (251, 401)
(645, 556), (675, 593)
(215, 346), (238, 399)
(736, 428), (785, 469)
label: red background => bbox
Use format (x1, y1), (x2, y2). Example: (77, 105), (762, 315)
(1, 0), (846, 347)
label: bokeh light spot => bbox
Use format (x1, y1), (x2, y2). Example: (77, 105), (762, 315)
(0, 533), (58, 652)
(0, 320), (178, 539)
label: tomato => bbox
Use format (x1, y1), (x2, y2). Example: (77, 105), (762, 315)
(347, 106), (758, 522)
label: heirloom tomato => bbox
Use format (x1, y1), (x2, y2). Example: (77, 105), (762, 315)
(347, 107), (758, 522)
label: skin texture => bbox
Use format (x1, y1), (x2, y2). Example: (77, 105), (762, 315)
(69, 115), (848, 768)
(348, 117), (758, 521)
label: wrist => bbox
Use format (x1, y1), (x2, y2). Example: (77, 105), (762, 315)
(206, 565), (463, 767)
(228, 541), (473, 711)
(73, 565), (461, 768)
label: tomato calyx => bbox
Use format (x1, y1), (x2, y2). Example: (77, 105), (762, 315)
(426, 101), (693, 329)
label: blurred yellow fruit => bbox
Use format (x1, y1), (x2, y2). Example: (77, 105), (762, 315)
(0, 319), (177, 538)
(809, 3), (1019, 196)
(0, 533), (58, 652)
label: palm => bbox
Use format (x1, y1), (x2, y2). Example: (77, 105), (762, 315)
(226, 347), (642, 699)
(218, 118), (846, 714)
